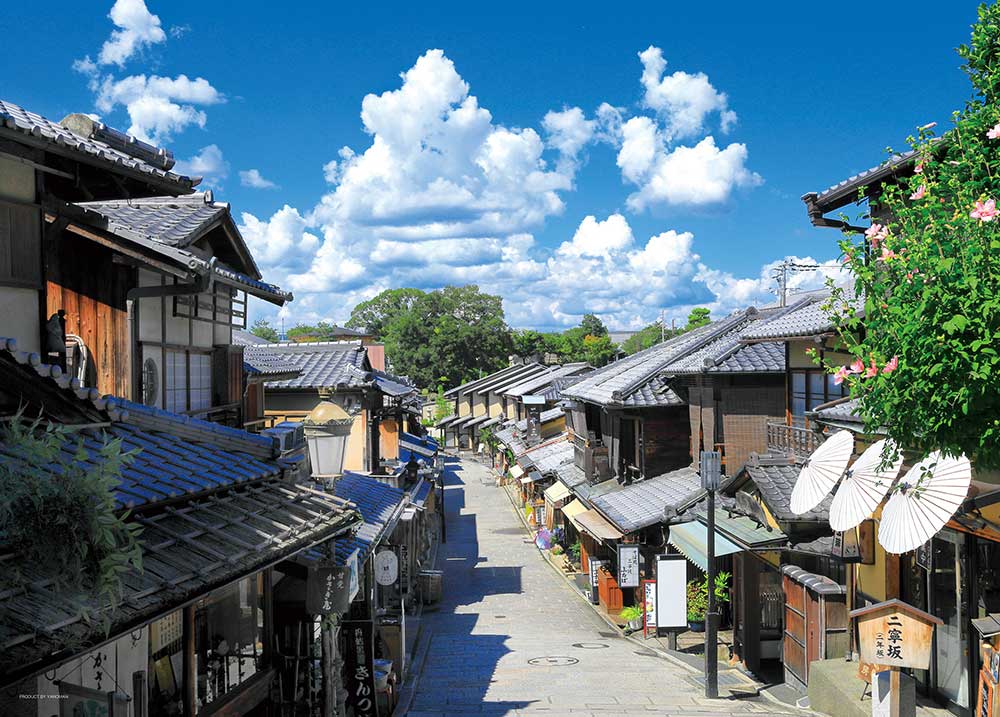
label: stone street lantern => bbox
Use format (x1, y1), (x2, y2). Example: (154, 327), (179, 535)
(303, 399), (354, 481)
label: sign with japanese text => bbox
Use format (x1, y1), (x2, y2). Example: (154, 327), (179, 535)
(852, 599), (941, 671)
(343, 620), (379, 717)
(588, 559), (605, 605)
(617, 544), (640, 588)
(399, 544), (410, 593)
(306, 564), (351, 614)
(642, 579), (657, 638)
(374, 549), (399, 587)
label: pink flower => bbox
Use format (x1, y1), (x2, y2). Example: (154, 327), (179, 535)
(850, 358), (865, 374)
(882, 356), (899, 374)
(864, 360), (879, 378)
(833, 366), (851, 385)
(914, 160), (925, 174)
(920, 121), (937, 130)
(865, 223), (888, 249)
(880, 246), (897, 261)
(971, 199), (999, 222)
(988, 123), (1000, 140)
(910, 185), (926, 200)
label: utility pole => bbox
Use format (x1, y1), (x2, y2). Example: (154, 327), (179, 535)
(660, 310), (665, 342)
(700, 450), (722, 699)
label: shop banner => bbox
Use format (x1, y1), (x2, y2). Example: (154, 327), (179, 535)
(343, 620), (379, 717)
(617, 545), (640, 588)
(589, 559), (606, 605)
(655, 554), (687, 629)
(642, 579), (657, 638)
(306, 564), (352, 614)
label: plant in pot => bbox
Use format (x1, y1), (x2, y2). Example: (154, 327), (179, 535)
(620, 605), (644, 631)
(686, 579), (708, 632)
(569, 541), (582, 566)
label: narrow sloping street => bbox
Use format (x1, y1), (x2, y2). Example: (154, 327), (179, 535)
(406, 457), (800, 716)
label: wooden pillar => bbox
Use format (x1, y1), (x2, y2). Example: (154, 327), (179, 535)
(885, 553), (901, 600)
(183, 605), (196, 717)
(262, 568), (274, 668)
(322, 620), (337, 717)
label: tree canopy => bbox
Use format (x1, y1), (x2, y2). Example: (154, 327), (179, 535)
(358, 285), (512, 388)
(829, 2), (1000, 467)
(249, 317), (279, 342)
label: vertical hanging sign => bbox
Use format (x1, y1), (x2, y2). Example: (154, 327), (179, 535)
(343, 620), (379, 717)
(589, 559), (606, 605)
(617, 545), (640, 588)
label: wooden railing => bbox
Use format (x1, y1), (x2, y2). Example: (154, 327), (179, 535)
(766, 422), (819, 458)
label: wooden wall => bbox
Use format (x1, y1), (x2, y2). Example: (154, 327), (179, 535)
(45, 230), (132, 398)
(641, 406), (691, 477)
(720, 379), (785, 473)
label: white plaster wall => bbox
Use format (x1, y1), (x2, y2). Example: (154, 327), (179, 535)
(0, 156), (34, 202)
(35, 628), (149, 716)
(0, 287), (40, 354)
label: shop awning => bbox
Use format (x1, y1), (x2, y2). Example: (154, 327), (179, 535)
(480, 416), (502, 429)
(544, 481), (572, 503)
(562, 498), (588, 526)
(668, 521), (743, 571)
(697, 509), (787, 549)
(574, 508), (624, 542)
(509, 464), (525, 479)
(519, 470), (544, 484)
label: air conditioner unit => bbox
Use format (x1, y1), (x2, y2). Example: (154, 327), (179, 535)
(262, 421), (306, 453)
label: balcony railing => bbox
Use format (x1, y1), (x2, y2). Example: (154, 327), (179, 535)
(766, 422), (819, 459)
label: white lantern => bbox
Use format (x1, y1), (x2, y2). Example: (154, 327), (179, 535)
(303, 401), (354, 479)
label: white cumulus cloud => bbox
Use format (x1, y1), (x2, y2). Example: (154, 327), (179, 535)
(174, 144), (228, 187)
(94, 0), (166, 68)
(239, 169), (278, 189)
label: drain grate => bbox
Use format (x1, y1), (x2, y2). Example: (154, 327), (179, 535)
(690, 671), (750, 688)
(597, 631), (621, 639)
(528, 656), (579, 666)
(572, 642), (609, 649)
(633, 649), (659, 657)
(494, 615), (506, 619)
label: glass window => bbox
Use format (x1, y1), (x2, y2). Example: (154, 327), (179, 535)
(190, 354), (212, 411)
(791, 371), (806, 394)
(195, 575), (264, 709)
(148, 610), (184, 716)
(808, 372), (825, 399)
(164, 350), (213, 413)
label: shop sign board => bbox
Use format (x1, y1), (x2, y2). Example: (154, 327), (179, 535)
(374, 549), (399, 587)
(399, 544), (410, 593)
(306, 564), (352, 614)
(58, 682), (128, 717)
(655, 554), (687, 630)
(617, 545), (640, 588)
(851, 599), (942, 670)
(347, 550), (361, 602)
(642, 579), (657, 638)
(343, 620), (379, 717)
(588, 559), (606, 605)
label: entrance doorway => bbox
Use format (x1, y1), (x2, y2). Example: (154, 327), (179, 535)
(930, 529), (969, 711)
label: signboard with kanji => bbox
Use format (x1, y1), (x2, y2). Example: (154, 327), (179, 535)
(617, 544), (640, 588)
(306, 564), (352, 614)
(588, 559), (606, 605)
(343, 619), (379, 717)
(642, 579), (657, 638)
(850, 599), (942, 671)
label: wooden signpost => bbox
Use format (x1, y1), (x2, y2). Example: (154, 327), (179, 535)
(850, 599), (942, 717)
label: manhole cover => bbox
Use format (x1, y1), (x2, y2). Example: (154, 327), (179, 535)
(572, 642), (609, 649)
(528, 656), (579, 666)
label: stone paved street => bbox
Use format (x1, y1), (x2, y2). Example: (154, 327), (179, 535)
(406, 457), (806, 716)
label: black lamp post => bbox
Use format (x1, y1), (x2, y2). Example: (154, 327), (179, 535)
(700, 450), (722, 700)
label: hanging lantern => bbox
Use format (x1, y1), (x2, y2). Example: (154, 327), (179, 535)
(303, 400), (354, 479)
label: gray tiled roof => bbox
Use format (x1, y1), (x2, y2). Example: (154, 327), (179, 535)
(812, 398), (863, 425)
(503, 363), (591, 398)
(444, 363), (525, 397)
(232, 330), (302, 378)
(588, 467), (703, 533)
(519, 438), (574, 475)
(664, 312), (785, 375)
(473, 363), (548, 396)
(555, 462), (586, 489)
(741, 294), (838, 341)
(746, 463), (832, 523)
(78, 194), (229, 249)
(0, 99), (196, 193)
(805, 147), (921, 215)
(262, 342), (371, 390)
(561, 312), (750, 407)
(495, 425), (529, 456)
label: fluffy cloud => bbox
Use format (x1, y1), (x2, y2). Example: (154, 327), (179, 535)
(239, 169), (278, 189)
(74, 2), (223, 145)
(240, 49), (782, 331)
(174, 144), (228, 186)
(638, 46), (736, 140)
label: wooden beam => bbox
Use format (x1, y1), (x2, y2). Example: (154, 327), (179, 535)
(183, 605), (196, 717)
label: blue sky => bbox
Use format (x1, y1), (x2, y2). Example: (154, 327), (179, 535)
(0, 1), (981, 330)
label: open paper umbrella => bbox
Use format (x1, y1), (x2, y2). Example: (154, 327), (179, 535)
(790, 429), (854, 515)
(878, 451), (971, 554)
(829, 439), (903, 531)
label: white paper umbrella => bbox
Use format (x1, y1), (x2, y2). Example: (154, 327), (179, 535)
(878, 451), (972, 554)
(829, 439), (903, 531)
(790, 429), (854, 515)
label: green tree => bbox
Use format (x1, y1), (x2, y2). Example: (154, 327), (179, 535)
(622, 322), (672, 354)
(684, 307), (711, 331)
(829, 2), (1000, 467)
(249, 317), (279, 342)
(583, 333), (618, 366)
(580, 313), (608, 337)
(346, 288), (425, 339)
(365, 285), (513, 388)
(286, 321), (346, 343)
(512, 329), (545, 357)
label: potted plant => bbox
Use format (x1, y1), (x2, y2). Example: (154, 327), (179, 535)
(620, 605), (644, 631)
(686, 579), (708, 632)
